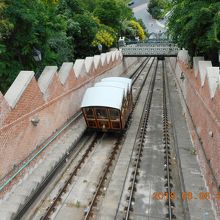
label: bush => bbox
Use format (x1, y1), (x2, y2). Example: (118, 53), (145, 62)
(148, 0), (167, 20)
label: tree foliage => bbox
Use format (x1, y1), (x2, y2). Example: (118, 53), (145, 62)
(0, 1), (13, 38)
(72, 13), (99, 58)
(129, 20), (145, 40)
(168, 0), (220, 64)
(0, 0), (146, 93)
(0, 0), (71, 92)
(92, 26), (116, 49)
(121, 19), (146, 40)
(94, 0), (121, 30)
(148, 0), (171, 19)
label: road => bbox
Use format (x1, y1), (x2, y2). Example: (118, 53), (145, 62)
(129, 0), (166, 35)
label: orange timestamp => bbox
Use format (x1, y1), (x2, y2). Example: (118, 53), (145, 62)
(152, 191), (220, 201)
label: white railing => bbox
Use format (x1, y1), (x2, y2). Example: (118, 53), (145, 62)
(121, 45), (179, 56)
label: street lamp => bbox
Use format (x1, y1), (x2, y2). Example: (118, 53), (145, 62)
(218, 50), (220, 66)
(118, 37), (126, 48)
(33, 48), (42, 62)
(98, 44), (102, 54)
(135, 36), (139, 42)
(33, 48), (42, 79)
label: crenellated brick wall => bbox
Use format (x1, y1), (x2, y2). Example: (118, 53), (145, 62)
(0, 50), (139, 179)
(171, 50), (220, 216)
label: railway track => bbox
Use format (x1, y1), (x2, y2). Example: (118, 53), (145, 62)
(130, 57), (150, 83)
(43, 58), (156, 220)
(15, 58), (187, 220)
(81, 58), (157, 219)
(2, 57), (213, 220)
(14, 132), (100, 220)
(13, 57), (154, 220)
(41, 59), (156, 219)
(162, 61), (176, 219)
(123, 60), (158, 220)
(40, 133), (103, 220)
(113, 60), (186, 220)
(83, 135), (124, 220)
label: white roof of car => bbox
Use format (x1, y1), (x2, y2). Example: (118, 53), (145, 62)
(81, 86), (124, 110)
(94, 81), (128, 96)
(101, 77), (132, 90)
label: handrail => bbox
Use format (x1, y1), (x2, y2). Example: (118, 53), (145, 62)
(0, 111), (82, 192)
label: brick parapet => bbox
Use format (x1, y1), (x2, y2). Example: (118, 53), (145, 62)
(0, 50), (140, 178)
(58, 62), (78, 91)
(0, 92), (10, 127)
(172, 51), (220, 216)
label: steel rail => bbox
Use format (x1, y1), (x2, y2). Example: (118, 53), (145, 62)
(14, 130), (92, 220)
(132, 58), (155, 106)
(164, 59), (190, 219)
(129, 57), (149, 81)
(40, 133), (103, 220)
(162, 60), (176, 219)
(113, 57), (156, 220)
(124, 59), (158, 220)
(83, 137), (122, 220)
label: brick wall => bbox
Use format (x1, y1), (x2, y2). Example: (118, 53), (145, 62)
(0, 50), (140, 179)
(0, 92), (10, 127)
(171, 51), (220, 216)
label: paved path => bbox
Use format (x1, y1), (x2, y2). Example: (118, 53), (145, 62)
(130, 0), (166, 34)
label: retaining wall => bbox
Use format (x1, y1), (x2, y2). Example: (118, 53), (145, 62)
(170, 51), (220, 216)
(0, 50), (140, 178)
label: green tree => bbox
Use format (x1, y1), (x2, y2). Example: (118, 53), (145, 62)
(57, 0), (99, 58)
(0, 0), (70, 93)
(94, 0), (122, 30)
(81, 0), (99, 12)
(0, 0), (137, 93)
(58, 0), (84, 16)
(129, 20), (145, 40)
(117, 0), (133, 21)
(0, 1), (14, 92)
(72, 13), (99, 58)
(168, 0), (220, 64)
(0, 1), (13, 37)
(121, 19), (146, 40)
(148, 0), (171, 19)
(92, 25), (116, 49)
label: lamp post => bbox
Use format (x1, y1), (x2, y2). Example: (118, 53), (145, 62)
(33, 48), (42, 79)
(218, 50), (220, 66)
(98, 44), (102, 54)
(118, 37), (126, 48)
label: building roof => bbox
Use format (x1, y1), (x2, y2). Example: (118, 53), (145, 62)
(101, 77), (132, 91)
(81, 86), (124, 110)
(94, 81), (128, 96)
